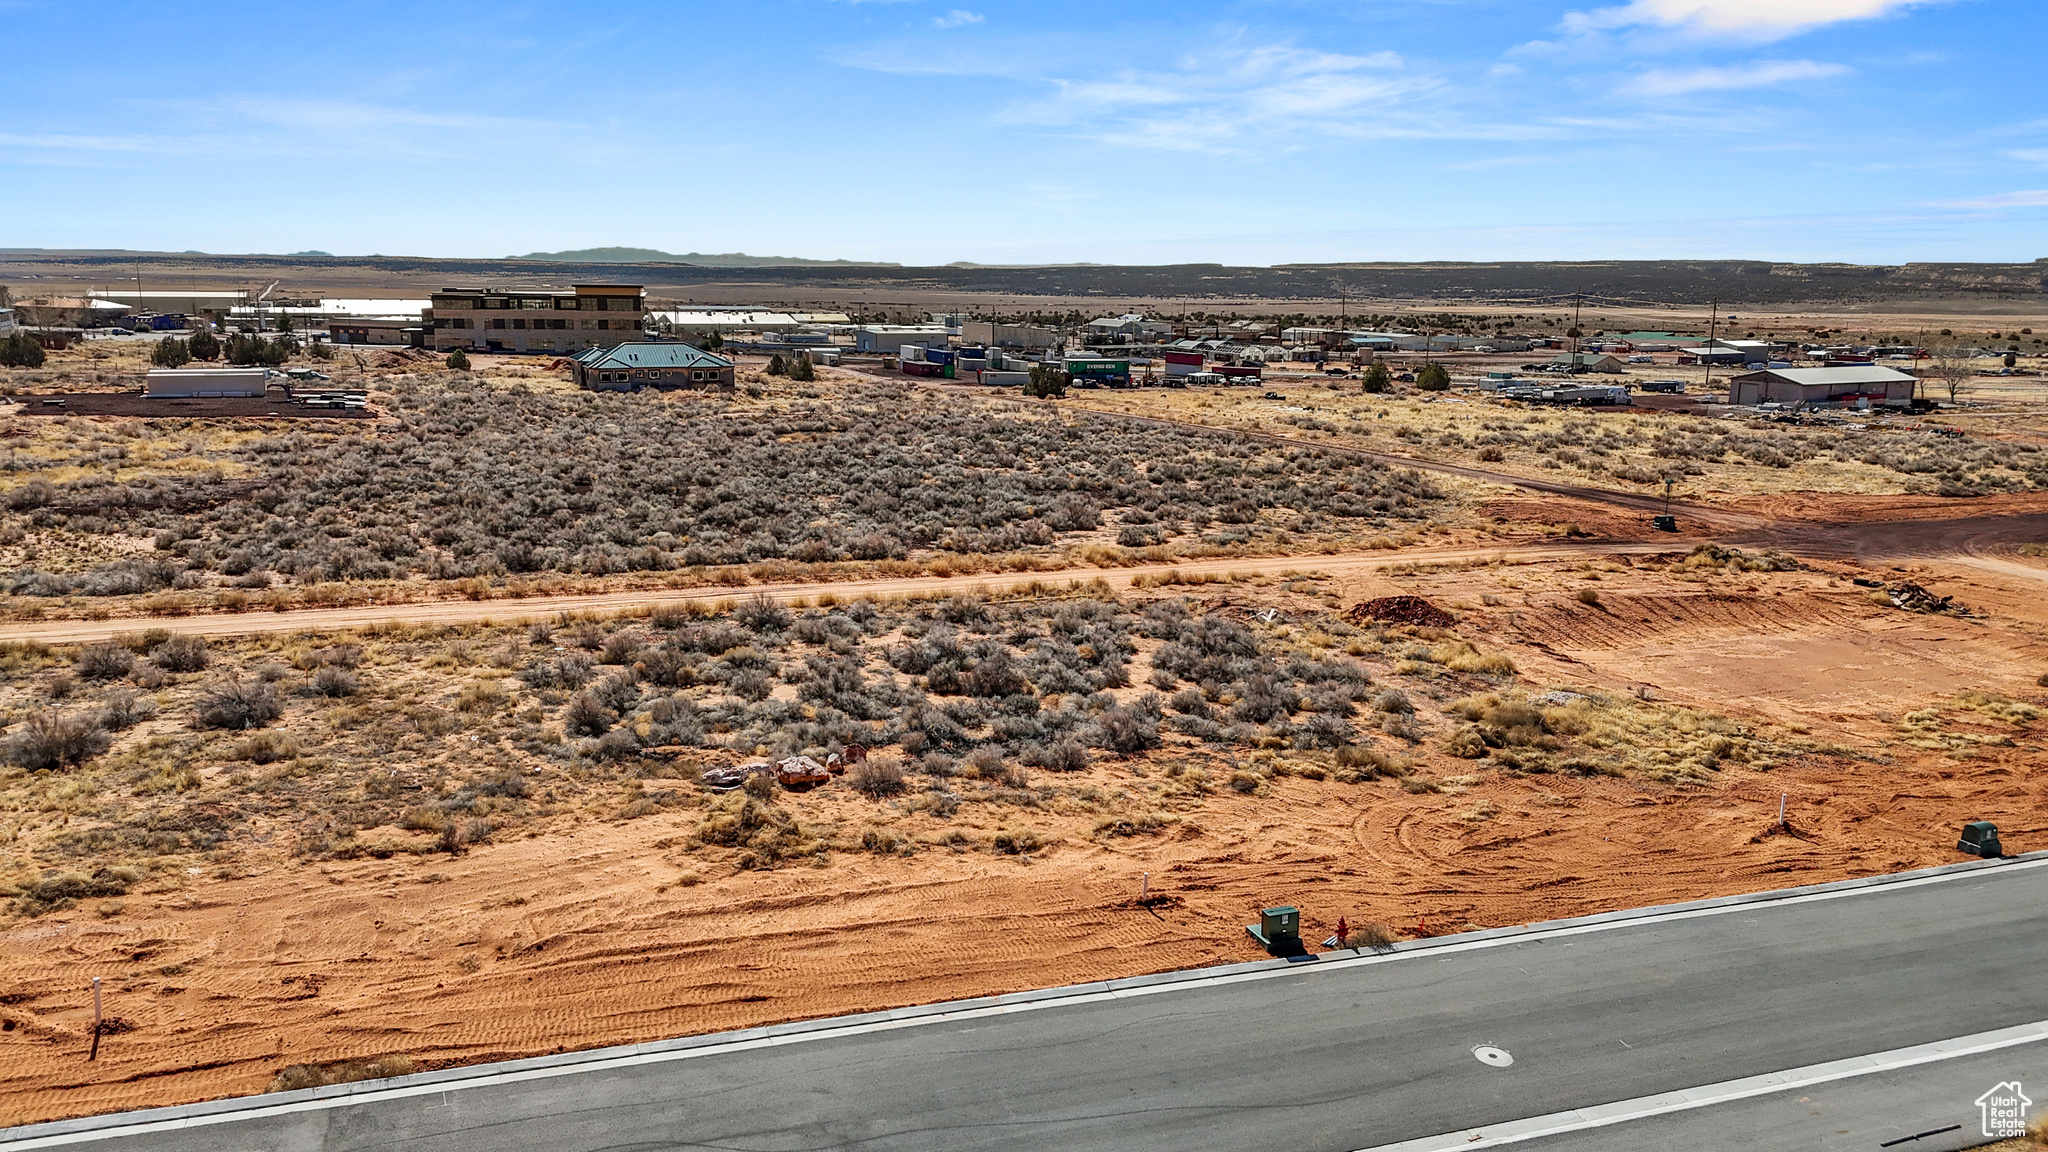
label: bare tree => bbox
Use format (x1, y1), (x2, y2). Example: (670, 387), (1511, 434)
(1924, 342), (1975, 404)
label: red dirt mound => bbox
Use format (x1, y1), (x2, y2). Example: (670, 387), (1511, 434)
(1346, 596), (1456, 628)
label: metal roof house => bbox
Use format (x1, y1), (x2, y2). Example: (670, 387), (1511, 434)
(1552, 352), (1626, 373)
(572, 342), (735, 392)
(1680, 339), (1771, 365)
(1729, 365), (1917, 407)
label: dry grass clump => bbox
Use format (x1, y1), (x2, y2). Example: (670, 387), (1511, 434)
(1428, 638), (1516, 675)
(1092, 811), (1172, 838)
(1951, 691), (2039, 724)
(1332, 744), (1405, 782)
(1350, 921), (1397, 949)
(1431, 689), (1769, 782)
(692, 792), (825, 870)
(4, 865), (145, 918)
(1898, 691), (2036, 753)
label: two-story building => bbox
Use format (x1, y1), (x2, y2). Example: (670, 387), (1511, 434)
(429, 284), (645, 355)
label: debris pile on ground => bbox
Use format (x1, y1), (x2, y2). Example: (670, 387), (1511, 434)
(1672, 544), (1802, 573)
(698, 751), (857, 792)
(699, 764), (757, 791)
(1886, 582), (1963, 614)
(774, 756), (831, 790)
(1346, 596), (1456, 628)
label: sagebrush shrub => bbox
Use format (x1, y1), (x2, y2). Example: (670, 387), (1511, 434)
(150, 636), (209, 672)
(194, 679), (283, 729)
(4, 711), (112, 771)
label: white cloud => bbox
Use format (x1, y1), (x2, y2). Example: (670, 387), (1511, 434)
(2009, 149), (2048, 166)
(1943, 189), (2048, 208)
(1566, 0), (1934, 38)
(933, 9), (983, 27)
(1621, 59), (1849, 94)
(997, 43), (1461, 153)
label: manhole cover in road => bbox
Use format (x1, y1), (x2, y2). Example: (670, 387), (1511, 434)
(1474, 1046), (1514, 1068)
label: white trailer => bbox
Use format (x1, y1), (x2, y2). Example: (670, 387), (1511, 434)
(145, 368), (272, 398)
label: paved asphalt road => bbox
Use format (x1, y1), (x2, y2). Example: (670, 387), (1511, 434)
(1505, 1045), (2048, 1152)
(10, 857), (2045, 1152)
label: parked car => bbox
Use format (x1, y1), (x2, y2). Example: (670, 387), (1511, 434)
(1262, 390), (1283, 399)
(1323, 367), (1349, 377)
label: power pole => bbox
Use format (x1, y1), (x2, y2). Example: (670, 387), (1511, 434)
(1704, 294), (1718, 399)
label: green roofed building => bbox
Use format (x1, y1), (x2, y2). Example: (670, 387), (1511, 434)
(572, 342), (735, 392)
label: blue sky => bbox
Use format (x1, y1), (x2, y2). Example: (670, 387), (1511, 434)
(2, 0), (2044, 264)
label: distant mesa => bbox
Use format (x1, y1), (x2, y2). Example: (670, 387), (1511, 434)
(289, 250), (334, 258)
(510, 246), (898, 268)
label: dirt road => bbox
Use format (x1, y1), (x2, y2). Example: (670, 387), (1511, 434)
(0, 542), (1669, 645)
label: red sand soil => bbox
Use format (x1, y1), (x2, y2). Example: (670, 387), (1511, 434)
(2, 481), (2046, 1126)
(4, 552), (2046, 1126)
(2, 742), (2037, 1128)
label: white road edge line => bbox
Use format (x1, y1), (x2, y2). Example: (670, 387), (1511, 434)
(1351, 1019), (2048, 1152)
(8, 856), (2045, 1146)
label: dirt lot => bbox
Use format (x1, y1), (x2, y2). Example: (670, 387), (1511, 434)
(11, 394), (372, 420)
(1, 548), (2046, 1126)
(0, 286), (2045, 1130)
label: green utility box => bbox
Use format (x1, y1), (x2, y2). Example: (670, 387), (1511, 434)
(1247, 906), (1302, 955)
(1957, 821), (2002, 858)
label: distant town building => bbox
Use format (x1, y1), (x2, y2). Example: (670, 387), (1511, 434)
(1085, 314), (1173, 340)
(329, 318), (426, 347)
(431, 284), (644, 354)
(1552, 352), (1626, 373)
(855, 325), (949, 353)
(1729, 365), (1917, 407)
(649, 310), (806, 341)
(16, 297), (132, 327)
(961, 320), (1058, 350)
(570, 342), (735, 392)
(1680, 339), (1771, 365)
(88, 290), (249, 316)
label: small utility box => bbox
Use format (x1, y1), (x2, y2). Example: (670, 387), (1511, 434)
(1651, 515), (1678, 533)
(1247, 906), (1302, 955)
(1957, 821), (2002, 858)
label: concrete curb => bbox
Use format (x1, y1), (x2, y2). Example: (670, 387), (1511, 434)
(5, 848), (2041, 1144)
